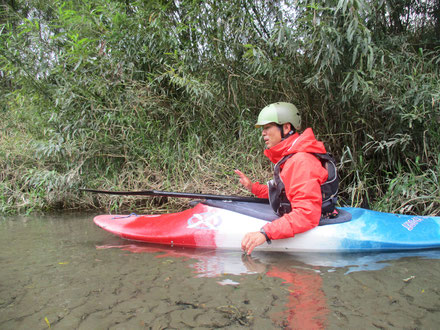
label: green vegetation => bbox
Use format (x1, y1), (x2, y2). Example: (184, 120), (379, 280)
(1, 0), (439, 215)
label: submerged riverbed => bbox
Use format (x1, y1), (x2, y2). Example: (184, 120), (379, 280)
(1, 213), (440, 329)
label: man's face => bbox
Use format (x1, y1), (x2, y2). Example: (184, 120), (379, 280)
(262, 123), (282, 149)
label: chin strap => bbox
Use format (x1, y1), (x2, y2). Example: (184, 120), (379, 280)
(277, 124), (295, 140)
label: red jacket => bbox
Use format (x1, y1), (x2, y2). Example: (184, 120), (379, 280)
(251, 128), (328, 240)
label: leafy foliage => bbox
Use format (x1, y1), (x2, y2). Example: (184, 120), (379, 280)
(1, 0), (439, 215)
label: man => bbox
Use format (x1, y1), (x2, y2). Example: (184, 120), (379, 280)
(235, 102), (329, 255)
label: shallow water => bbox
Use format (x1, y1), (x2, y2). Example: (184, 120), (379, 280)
(1, 214), (440, 329)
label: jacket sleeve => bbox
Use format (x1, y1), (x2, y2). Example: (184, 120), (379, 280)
(251, 182), (269, 198)
(263, 153), (328, 240)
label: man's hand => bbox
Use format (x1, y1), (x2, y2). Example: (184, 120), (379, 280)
(234, 169), (252, 192)
(241, 231), (267, 255)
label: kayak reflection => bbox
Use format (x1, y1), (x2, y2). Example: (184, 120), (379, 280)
(96, 243), (440, 276)
(278, 249), (440, 274)
(97, 243), (319, 277)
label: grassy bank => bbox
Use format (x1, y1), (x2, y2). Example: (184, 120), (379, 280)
(2, 106), (439, 216)
(1, 0), (439, 215)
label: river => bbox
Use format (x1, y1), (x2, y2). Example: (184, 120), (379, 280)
(1, 213), (440, 329)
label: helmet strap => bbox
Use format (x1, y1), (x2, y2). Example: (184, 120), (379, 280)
(277, 124), (295, 140)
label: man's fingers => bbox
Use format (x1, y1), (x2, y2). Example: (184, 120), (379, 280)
(241, 232), (267, 255)
(234, 169), (244, 178)
(247, 244), (256, 255)
(241, 233), (251, 251)
(235, 169), (252, 191)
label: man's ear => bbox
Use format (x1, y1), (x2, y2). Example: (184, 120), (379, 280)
(283, 123), (293, 135)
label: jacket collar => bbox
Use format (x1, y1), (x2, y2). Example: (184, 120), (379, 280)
(264, 133), (299, 164)
(263, 128), (327, 164)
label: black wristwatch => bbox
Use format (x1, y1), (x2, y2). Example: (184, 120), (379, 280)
(260, 228), (271, 244)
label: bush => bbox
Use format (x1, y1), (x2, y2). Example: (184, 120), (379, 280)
(1, 0), (439, 215)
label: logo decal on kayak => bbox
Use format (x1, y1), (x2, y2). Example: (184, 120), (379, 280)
(187, 211), (222, 230)
(402, 217), (425, 231)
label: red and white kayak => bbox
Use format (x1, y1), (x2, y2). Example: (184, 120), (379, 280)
(93, 200), (440, 253)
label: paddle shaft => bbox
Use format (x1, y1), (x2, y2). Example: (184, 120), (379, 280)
(80, 188), (270, 204)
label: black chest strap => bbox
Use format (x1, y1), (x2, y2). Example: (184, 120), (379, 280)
(268, 153), (339, 217)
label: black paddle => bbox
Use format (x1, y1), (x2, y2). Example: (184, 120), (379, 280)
(80, 188), (270, 204)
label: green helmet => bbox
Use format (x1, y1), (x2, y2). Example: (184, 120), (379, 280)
(255, 102), (301, 130)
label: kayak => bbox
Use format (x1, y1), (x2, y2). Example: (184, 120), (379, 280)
(93, 200), (440, 252)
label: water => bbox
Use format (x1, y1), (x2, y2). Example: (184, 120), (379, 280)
(1, 214), (440, 329)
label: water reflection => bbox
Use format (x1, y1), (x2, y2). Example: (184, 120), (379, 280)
(97, 244), (257, 277)
(279, 249), (440, 274)
(97, 243), (440, 277)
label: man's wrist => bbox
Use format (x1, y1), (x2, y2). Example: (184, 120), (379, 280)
(260, 228), (271, 244)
